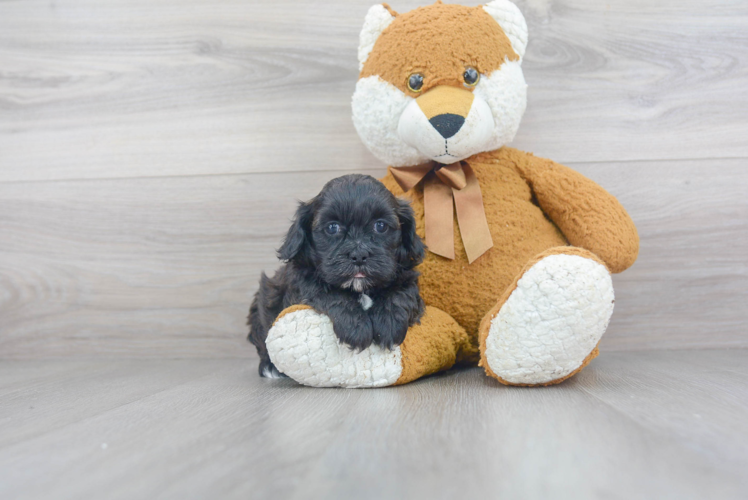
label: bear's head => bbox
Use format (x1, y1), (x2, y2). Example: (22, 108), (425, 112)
(352, 0), (528, 167)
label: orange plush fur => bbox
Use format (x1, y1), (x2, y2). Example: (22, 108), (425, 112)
(361, 3), (519, 96)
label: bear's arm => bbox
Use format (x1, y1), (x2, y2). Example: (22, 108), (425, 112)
(509, 150), (639, 273)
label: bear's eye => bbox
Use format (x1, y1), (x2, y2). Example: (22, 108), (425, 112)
(407, 73), (424, 92)
(463, 67), (480, 87)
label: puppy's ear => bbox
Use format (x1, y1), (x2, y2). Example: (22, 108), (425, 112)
(396, 198), (425, 269)
(277, 200), (315, 266)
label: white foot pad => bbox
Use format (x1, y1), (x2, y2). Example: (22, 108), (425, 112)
(485, 254), (614, 385)
(266, 308), (403, 388)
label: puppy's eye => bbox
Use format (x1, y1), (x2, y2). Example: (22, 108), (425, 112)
(463, 67), (480, 87)
(374, 221), (388, 234)
(325, 223), (340, 235)
(407, 73), (424, 93)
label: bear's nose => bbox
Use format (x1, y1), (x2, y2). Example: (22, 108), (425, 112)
(429, 113), (465, 139)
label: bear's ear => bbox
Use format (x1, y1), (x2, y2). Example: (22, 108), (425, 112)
(358, 4), (397, 71)
(483, 0), (528, 60)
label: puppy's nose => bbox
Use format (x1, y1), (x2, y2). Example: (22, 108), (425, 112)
(349, 248), (369, 265)
(429, 113), (465, 139)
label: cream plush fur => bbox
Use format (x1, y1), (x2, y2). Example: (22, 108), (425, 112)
(267, 308), (403, 388)
(484, 254), (614, 384)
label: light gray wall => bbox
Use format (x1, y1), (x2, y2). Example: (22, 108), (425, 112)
(1, 0), (746, 358)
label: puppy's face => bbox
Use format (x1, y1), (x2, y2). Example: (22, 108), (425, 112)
(278, 175), (423, 291)
(311, 181), (403, 292)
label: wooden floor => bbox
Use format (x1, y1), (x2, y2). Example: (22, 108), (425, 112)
(0, 350), (746, 500)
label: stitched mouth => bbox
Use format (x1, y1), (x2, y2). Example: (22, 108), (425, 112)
(433, 139), (455, 159)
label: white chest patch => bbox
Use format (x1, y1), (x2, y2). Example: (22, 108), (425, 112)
(359, 293), (374, 311)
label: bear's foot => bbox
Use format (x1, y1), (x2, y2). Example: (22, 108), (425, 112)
(266, 305), (403, 388)
(479, 247), (614, 386)
(267, 305), (470, 388)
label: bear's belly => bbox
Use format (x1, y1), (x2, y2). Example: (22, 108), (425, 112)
(381, 152), (567, 343)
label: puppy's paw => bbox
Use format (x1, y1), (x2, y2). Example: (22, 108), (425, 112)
(370, 312), (409, 350)
(266, 305), (403, 388)
(331, 312), (376, 352)
(258, 358), (287, 379)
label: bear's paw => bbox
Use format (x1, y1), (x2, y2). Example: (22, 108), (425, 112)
(266, 307), (403, 388)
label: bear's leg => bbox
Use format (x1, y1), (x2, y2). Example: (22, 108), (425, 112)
(478, 247), (614, 386)
(266, 305), (471, 388)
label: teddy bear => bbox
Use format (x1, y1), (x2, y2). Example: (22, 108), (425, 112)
(263, 0), (639, 388)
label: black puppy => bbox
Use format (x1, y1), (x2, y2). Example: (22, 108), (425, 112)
(247, 174), (425, 378)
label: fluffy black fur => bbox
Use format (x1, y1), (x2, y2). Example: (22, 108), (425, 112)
(247, 174), (425, 378)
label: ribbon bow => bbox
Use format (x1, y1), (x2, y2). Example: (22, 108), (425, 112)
(390, 161), (493, 264)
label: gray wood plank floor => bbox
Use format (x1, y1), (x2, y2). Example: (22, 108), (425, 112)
(1, 350), (746, 500)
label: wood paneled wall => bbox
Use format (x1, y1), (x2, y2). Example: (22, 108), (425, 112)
(1, 0), (746, 358)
